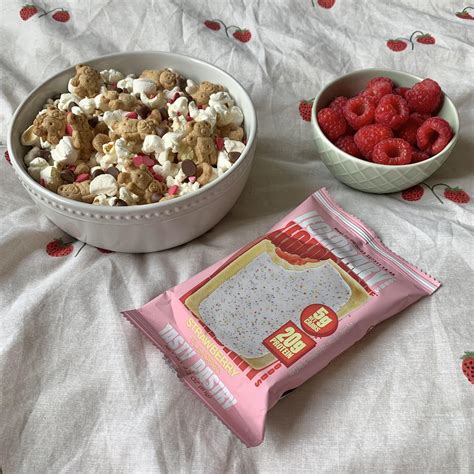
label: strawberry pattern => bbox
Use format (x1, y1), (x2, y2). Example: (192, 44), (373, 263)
(311, 0), (336, 8)
(19, 3), (71, 23)
(45, 237), (115, 257)
(456, 6), (474, 19)
(401, 183), (471, 204)
(299, 98), (314, 122)
(387, 31), (436, 52)
(4, 150), (11, 165)
(204, 19), (252, 43)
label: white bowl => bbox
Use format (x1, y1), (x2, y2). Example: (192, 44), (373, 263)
(311, 68), (459, 194)
(7, 51), (257, 253)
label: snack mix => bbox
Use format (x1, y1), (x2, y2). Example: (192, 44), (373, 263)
(317, 77), (454, 165)
(21, 64), (246, 205)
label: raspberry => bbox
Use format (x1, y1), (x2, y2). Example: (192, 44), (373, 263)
(317, 108), (347, 141)
(416, 117), (453, 155)
(372, 138), (412, 165)
(394, 87), (409, 99)
(362, 77), (393, 104)
(375, 94), (410, 129)
(411, 148), (430, 163)
(397, 113), (429, 145)
(354, 124), (394, 160)
(329, 96), (348, 115)
(335, 135), (363, 158)
(406, 78), (443, 114)
(343, 96), (375, 130)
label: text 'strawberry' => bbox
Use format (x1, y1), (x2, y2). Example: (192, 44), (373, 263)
(406, 78), (442, 114)
(444, 187), (470, 204)
(372, 138), (412, 165)
(20, 4), (38, 20)
(329, 96), (348, 115)
(375, 94), (410, 129)
(394, 87), (409, 99)
(402, 185), (424, 201)
(317, 108), (347, 141)
(204, 20), (221, 31)
(362, 77), (393, 104)
(416, 117), (453, 155)
(335, 135), (362, 158)
(416, 33), (435, 44)
(354, 124), (393, 160)
(343, 96), (375, 130)
(387, 39), (408, 52)
(411, 148), (430, 163)
(299, 100), (313, 122)
(397, 113), (429, 145)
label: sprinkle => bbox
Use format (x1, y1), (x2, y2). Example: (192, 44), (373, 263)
(188, 176), (196, 183)
(215, 137), (225, 151)
(125, 112), (138, 119)
(133, 154), (155, 167)
(65, 124), (73, 136)
(75, 173), (90, 183)
(168, 185), (179, 196)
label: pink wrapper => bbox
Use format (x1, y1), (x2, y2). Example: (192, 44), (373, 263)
(122, 188), (440, 447)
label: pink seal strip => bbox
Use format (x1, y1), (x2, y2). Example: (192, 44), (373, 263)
(122, 188), (440, 447)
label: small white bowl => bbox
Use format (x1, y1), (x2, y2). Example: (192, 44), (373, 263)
(7, 51), (257, 253)
(311, 68), (459, 194)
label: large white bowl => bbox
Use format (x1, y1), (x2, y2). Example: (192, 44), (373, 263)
(311, 68), (459, 194)
(8, 51), (257, 253)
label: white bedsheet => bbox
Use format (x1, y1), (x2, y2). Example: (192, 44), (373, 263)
(1, 0), (473, 472)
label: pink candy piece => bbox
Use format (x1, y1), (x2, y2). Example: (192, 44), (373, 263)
(109, 83), (117, 90)
(65, 124), (73, 136)
(133, 154), (155, 167)
(75, 173), (90, 183)
(151, 171), (164, 182)
(67, 164), (76, 172)
(188, 176), (196, 183)
(39, 178), (46, 187)
(168, 185), (179, 196)
(215, 137), (225, 151)
(126, 112), (138, 119)
(186, 114), (193, 122)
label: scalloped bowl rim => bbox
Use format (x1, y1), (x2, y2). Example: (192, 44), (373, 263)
(310, 67), (459, 169)
(7, 50), (257, 215)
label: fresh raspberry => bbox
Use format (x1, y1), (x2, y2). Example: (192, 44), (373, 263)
(406, 78), (443, 114)
(354, 124), (394, 159)
(397, 113), (429, 145)
(416, 117), (453, 155)
(374, 94), (410, 129)
(329, 96), (348, 115)
(394, 87), (409, 99)
(386, 39), (408, 52)
(402, 185), (424, 201)
(335, 135), (362, 158)
(343, 96), (375, 130)
(411, 148), (430, 163)
(362, 77), (393, 104)
(372, 138), (412, 165)
(317, 108), (347, 141)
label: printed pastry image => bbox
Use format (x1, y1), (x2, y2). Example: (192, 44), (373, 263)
(185, 240), (369, 369)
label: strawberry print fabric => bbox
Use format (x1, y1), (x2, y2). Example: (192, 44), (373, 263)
(0, 0), (472, 472)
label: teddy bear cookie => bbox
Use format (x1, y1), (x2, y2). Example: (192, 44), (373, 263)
(21, 64), (247, 206)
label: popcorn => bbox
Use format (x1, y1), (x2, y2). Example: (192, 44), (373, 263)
(100, 69), (124, 84)
(142, 135), (166, 155)
(185, 79), (198, 95)
(153, 161), (179, 179)
(132, 78), (157, 96)
(78, 97), (96, 115)
(224, 138), (245, 154)
(102, 110), (124, 128)
(162, 132), (183, 152)
(27, 157), (49, 181)
(39, 165), (62, 191)
(116, 74), (135, 92)
(50, 136), (79, 165)
(118, 186), (140, 205)
(188, 101), (217, 127)
(167, 96), (188, 118)
(24, 147), (42, 166)
(139, 91), (167, 110)
(58, 93), (81, 112)
(90, 174), (119, 196)
(92, 194), (116, 206)
(179, 181), (200, 196)
(171, 115), (188, 133)
(209, 92), (244, 127)
(217, 151), (232, 176)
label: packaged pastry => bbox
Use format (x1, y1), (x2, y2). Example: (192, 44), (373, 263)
(122, 188), (440, 446)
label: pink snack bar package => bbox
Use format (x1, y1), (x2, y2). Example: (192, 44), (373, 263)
(122, 188), (440, 447)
